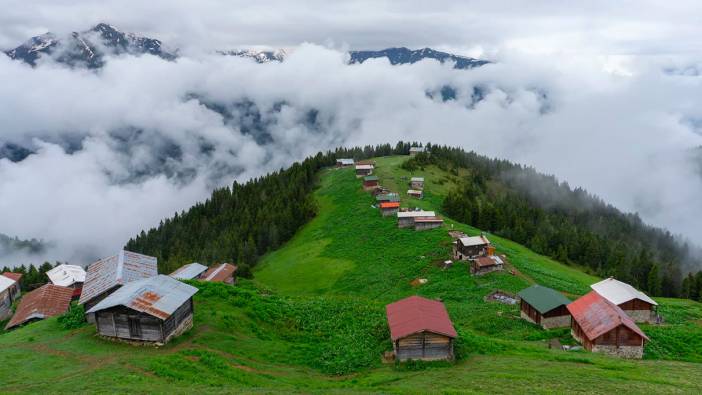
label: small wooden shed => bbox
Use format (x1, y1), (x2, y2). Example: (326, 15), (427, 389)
(170, 262), (208, 280)
(454, 235), (491, 260)
(79, 250), (158, 313)
(407, 189), (423, 199)
(363, 175), (380, 190)
(87, 275), (198, 345)
(590, 278), (658, 323)
(355, 164), (374, 177)
(410, 177), (424, 190)
(517, 284), (571, 329)
(568, 291), (649, 359)
(386, 296), (457, 361)
(414, 216), (444, 231)
(470, 255), (504, 276)
(336, 158), (354, 167)
(5, 284), (73, 330)
(200, 263), (237, 284)
(379, 202), (400, 217)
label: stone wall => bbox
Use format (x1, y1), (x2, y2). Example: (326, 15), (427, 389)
(472, 265), (503, 276)
(623, 309), (654, 323)
(520, 310), (537, 324)
(541, 315), (571, 329)
(163, 314), (193, 344)
(592, 344), (644, 359)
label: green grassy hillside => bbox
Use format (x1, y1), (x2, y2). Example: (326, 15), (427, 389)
(2, 155), (702, 394)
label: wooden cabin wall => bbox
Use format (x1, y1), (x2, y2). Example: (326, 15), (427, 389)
(396, 332), (452, 360)
(95, 306), (163, 342)
(520, 300), (542, 324)
(162, 299), (193, 338)
(619, 299), (653, 311)
(543, 305), (570, 318)
(594, 326), (643, 347)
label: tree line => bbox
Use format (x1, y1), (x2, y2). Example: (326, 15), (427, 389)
(125, 142), (422, 275)
(405, 145), (701, 299)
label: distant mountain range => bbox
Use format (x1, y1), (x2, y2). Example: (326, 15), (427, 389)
(4, 24), (488, 70)
(4, 23), (175, 68)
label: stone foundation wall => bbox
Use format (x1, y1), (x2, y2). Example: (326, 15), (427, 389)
(164, 314), (193, 344)
(541, 315), (571, 329)
(520, 310), (537, 325)
(592, 344), (644, 359)
(472, 265), (503, 276)
(623, 309), (654, 323)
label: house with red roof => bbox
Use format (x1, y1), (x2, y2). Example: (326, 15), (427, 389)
(379, 201), (400, 217)
(567, 291), (649, 359)
(385, 295), (457, 361)
(5, 284), (73, 330)
(200, 263), (237, 284)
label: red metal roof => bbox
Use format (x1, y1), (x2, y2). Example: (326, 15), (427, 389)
(386, 295), (457, 341)
(2, 272), (23, 282)
(380, 202), (400, 209)
(5, 284), (73, 330)
(201, 263), (238, 282)
(567, 291), (648, 342)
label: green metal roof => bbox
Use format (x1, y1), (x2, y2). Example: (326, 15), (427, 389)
(517, 284), (571, 314)
(376, 193), (400, 202)
(364, 176), (379, 181)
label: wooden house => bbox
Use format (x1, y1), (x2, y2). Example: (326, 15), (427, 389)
(590, 278), (658, 323)
(87, 275), (198, 345)
(517, 284), (571, 329)
(79, 250), (158, 315)
(5, 284), (73, 330)
(397, 211), (436, 228)
(170, 262), (208, 280)
(0, 273), (22, 321)
(407, 189), (423, 199)
(568, 291), (649, 359)
(454, 235), (492, 260)
(47, 264), (86, 300)
(379, 202), (400, 217)
(200, 263), (237, 284)
(409, 147), (426, 156)
(410, 177), (424, 190)
(386, 296), (457, 361)
(336, 158), (354, 167)
(363, 175), (380, 190)
(376, 193), (400, 203)
(414, 216), (444, 231)
(355, 164), (374, 177)
(470, 255), (504, 276)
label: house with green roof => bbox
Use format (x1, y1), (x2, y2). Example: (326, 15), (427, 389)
(363, 175), (379, 190)
(517, 284), (572, 329)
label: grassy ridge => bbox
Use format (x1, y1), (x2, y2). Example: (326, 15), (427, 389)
(2, 155), (702, 393)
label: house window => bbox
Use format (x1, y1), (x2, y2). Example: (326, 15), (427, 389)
(128, 317), (142, 338)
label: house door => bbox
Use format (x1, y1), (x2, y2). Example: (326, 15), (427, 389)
(128, 317), (142, 338)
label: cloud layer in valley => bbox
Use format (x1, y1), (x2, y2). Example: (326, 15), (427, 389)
(2, 2), (702, 267)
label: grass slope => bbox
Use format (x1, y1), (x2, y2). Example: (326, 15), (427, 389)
(2, 155), (702, 394)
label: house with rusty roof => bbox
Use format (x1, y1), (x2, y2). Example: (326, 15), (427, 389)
(567, 291), (649, 359)
(386, 295), (457, 361)
(591, 278), (658, 323)
(470, 255), (504, 276)
(170, 262), (208, 280)
(355, 164), (374, 177)
(0, 273), (22, 321)
(454, 235), (493, 260)
(79, 250), (158, 314)
(200, 263), (237, 284)
(5, 284), (73, 330)
(87, 275), (198, 344)
(47, 264), (86, 299)
(518, 284), (571, 329)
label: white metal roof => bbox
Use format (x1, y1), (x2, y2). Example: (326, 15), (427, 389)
(337, 158), (354, 165)
(47, 264), (86, 287)
(407, 189), (423, 194)
(0, 274), (16, 294)
(409, 147), (425, 152)
(86, 275), (198, 320)
(355, 164), (374, 170)
(170, 263), (208, 280)
(458, 235), (490, 247)
(590, 277), (658, 306)
(397, 210), (435, 218)
(411, 177), (424, 182)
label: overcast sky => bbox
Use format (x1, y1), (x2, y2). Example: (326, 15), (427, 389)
(1, 1), (702, 266)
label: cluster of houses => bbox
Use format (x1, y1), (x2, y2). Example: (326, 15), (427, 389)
(517, 278), (657, 358)
(2, 250), (237, 345)
(450, 232), (505, 276)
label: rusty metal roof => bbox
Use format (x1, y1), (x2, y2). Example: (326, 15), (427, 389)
(386, 295), (457, 341)
(567, 291), (648, 342)
(2, 272), (23, 283)
(170, 263), (208, 280)
(201, 263), (237, 282)
(473, 255), (504, 268)
(78, 250), (157, 305)
(5, 284), (73, 330)
(87, 275), (197, 320)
